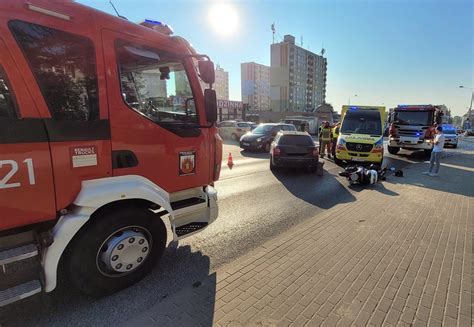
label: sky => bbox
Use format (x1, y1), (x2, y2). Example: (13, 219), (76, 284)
(78, 0), (473, 116)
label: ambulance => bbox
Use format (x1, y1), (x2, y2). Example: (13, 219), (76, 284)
(335, 105), (386, 164)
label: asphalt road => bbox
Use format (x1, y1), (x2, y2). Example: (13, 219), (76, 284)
(1, 137), (471, 327)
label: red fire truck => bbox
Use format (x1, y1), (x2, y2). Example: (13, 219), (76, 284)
(0, 0), (222, 306)
(388, 105), (442, 156)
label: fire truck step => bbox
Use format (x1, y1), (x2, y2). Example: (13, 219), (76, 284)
(171, 197), (206, 211)
(0, 279), (41, 307)
(175, 222), (208, 237)
(0, 244), (38, 266)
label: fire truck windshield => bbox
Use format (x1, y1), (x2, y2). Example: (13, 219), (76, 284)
(117, 42), (198, 125)
(394, 111), (432, 126)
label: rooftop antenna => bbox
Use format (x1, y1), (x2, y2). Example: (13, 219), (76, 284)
(321, 43), (325, 56)
(301, 35), (303, 47)
(109, 0), (127, 20)
(271, 23), (276, 44)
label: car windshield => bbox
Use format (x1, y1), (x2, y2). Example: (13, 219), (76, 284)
(341, 110), (382, 135)
(252, 125), (274, 134)
(278, 135), (314, 146)
(237, 122), (249, 128)
(394, 111), (432, 126)
(443, 127), (456, 134)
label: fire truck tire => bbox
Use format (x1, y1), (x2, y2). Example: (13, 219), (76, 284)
(423, 149), (432, 157)
(65, 207), (167, 297)
(387, 146), (400, 155)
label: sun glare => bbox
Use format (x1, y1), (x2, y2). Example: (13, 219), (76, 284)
(208, 3), (238, 37)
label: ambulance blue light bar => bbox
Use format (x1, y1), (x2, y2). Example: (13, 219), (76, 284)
(140, 19), (174, 35)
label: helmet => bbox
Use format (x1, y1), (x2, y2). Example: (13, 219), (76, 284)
(395, 169), (404, 177)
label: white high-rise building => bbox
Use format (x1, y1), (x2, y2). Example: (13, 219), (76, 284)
(241, 62), (271, 111)
(214, 65), (229, 100)
(270, 34), (327, 112)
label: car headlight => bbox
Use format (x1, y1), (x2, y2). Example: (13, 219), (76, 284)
(256, 137), (264, 142)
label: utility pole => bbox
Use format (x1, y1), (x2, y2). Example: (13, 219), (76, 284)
(271, 23), (275, 44)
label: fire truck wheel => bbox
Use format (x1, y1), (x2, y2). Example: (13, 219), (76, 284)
(387, 146), (400, 155)
(65, 207), (167, 297)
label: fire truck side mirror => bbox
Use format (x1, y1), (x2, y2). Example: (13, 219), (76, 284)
(198, 60), (215, 84)
(204, 89), (217, 123)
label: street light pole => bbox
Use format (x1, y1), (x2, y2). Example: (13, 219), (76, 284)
(348, 94), (358, 105)
(459, 86), (473, 118)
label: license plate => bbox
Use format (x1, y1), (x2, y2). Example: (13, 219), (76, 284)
(352, 157), (365, 162)
(242, 142), (250, 146)
(400, 136), (418, 144)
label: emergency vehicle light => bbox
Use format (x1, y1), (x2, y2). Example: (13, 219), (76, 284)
(140, 19), (174, 35)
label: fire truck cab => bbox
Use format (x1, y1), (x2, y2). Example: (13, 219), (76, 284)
(387, 105), (442, 155)
(0, 0), (222, 306)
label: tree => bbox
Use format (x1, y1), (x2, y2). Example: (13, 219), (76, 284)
(452, 116), (462, 127)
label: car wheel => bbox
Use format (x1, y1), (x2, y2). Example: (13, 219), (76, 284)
(64, 206), (167, 297)
(270, 159), (278, 171)
(387, 146), (400, 155)
(264, 142), (271, 152)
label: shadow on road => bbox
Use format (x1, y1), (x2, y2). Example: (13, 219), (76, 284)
(272, 165), (357, 210)
(0, 243), (214, 327)
(348, 182), (400, 196)
(391, 149), (429, 162)
(240, 149), (270, 159)
(384, 151), (474, 198)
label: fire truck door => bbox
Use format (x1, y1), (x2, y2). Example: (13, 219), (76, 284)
(0, 38), (56, 231)
(8, 20), (112, 211)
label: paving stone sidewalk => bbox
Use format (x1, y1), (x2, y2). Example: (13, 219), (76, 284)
(125, 152), (473, 327)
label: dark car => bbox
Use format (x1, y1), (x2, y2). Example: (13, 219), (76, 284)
(239, 123), (296, 152)
(270, 131), (319, 172)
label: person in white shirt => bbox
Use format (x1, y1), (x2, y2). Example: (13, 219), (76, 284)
(422, 125), (445, 177)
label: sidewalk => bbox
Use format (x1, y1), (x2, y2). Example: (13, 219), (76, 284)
(125, 151), (473, 327)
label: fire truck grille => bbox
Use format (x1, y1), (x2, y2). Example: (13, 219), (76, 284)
(346, 143), (373, 152)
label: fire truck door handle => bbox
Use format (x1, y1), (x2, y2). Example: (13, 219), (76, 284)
(112, 150), (139, 169)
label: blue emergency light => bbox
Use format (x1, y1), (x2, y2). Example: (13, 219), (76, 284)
(140, 19), (174, 35)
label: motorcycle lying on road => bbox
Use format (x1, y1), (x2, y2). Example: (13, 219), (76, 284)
(338, 164), (394, 186)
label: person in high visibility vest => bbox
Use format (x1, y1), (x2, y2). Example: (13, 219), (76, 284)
(319, 121), (333, 158)
(331, 122), (340, 157)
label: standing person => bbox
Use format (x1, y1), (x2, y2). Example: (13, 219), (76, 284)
(422, 125), (445, 177)
(319, 121), (332, 158)
(331, 122), (340, 158)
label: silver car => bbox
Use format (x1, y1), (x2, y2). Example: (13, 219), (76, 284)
(217, 121), (251, 141)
